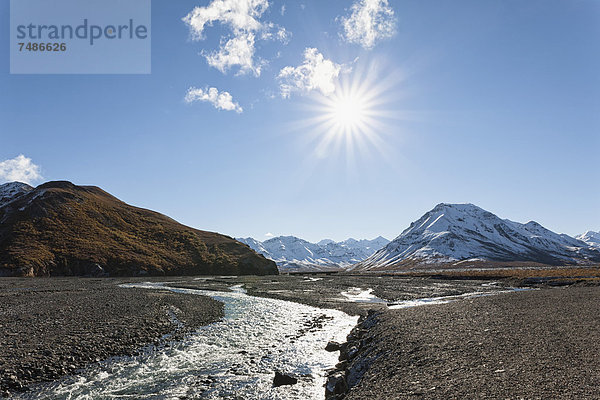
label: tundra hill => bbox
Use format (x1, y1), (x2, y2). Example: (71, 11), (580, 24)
(0, 181), (277, 277)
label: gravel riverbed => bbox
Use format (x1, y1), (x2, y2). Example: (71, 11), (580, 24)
(342, 285), (600, 399)
(0, 278), (223, 397)
(2, 275), (599, 399)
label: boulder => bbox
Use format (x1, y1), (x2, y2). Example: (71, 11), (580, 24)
(325, 341), (342, 352)
(325, 371), (347, 398)
(273, 371), (298, 387)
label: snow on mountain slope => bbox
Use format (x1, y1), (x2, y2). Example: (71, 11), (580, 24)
(237, 235), (390, 272)
(350, 203), (600, 271)
(0, 182), (34, 208)
(577, 231), (600, 248)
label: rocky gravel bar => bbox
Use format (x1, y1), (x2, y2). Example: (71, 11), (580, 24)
(0, 277), (223, 397)
(335, 285), (600, 399)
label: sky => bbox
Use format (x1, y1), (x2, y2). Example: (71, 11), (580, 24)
(1, 0), (599, 242)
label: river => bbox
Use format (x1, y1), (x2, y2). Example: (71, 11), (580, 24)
(19, 282), (357, 400)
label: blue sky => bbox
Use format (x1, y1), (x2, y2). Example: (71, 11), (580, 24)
(1, 0), (598, 242)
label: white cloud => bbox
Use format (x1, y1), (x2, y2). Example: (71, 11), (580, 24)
(280, 5), (286, 16)
(265, 232), (274, 238)
(278, 48), (343, 98)
(276, 27), (291, 42)
(185, 87), (243, 113)
(182, 0), (268, 39)
(340, 0), (396, 49)
(205, 33), (261, 76)
(183, 0), (289, 76)
(0, 155), (43, 185)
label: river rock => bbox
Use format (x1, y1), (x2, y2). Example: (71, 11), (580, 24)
(273, 371), (298, 387)
(325, 341), (342, 352)
(325, 371), (347, 398)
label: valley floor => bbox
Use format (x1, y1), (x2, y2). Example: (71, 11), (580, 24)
(1, 275), (599, 399)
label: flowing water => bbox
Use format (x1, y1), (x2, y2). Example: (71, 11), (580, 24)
(388, 288), (534, 309)
(20, 283), (357, 400)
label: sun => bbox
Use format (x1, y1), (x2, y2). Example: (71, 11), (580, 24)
(329, 93), (369, 131)
(315, 69), (382, 141)
(289, 60), (402, 167)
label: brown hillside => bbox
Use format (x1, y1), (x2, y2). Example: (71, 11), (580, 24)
(0, 181), (277, 277)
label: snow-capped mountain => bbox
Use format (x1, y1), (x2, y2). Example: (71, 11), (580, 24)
(350, 203), (600, 271)
(237, 235), (389, 272)
(577, 231), (600, 248)
(0, 182), (33, 208)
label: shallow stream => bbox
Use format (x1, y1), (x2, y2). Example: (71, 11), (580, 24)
(20, 282), (357, 400)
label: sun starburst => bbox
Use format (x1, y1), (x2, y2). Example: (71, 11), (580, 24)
(291, 61), (402, 169)
(328, 91), (369, 132)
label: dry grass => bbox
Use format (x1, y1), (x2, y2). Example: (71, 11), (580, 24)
(0, 182), (277, 277)
(404, 265), (600, 283)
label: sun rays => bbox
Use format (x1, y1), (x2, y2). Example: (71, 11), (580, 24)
(289, 60), (404, 174)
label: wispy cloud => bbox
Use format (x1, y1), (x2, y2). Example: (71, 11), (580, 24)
(183, 0), (289, 76)
(277, 48), (343, 98)
(185, 87), (243, 113)
(340, 0), (396, 49)
(260, 23), (291, 43)
(0, 155), (43, 185)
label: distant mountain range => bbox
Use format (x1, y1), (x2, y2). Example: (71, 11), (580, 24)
(349, 203), (600, 272)
(2, 180), (597, 276)
(237, 236), (390, 272)
(0, 181), (277, 277)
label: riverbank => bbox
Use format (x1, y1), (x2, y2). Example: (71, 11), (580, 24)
(0, 278), (223, 397)
(338, 285), (600, 399)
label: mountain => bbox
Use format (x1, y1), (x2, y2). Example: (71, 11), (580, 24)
(350, 203), (600, 272)
(0, 182), (33, 208)
(0, 181), (277, 277)
(576, 231), (600, 248)
(237, 235), (389, 272)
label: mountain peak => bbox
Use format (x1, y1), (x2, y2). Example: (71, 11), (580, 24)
(577, 231), (600, 248)
(0, 181), (34, 208)
(432, 202), (480, 211)
(265, 235), (304, 243)
(352, 204), (600, 271)
(0, 181), (33, 190)
(581, 230), (599, 237)
(37, 180), (78, 190)
(317, 239), (335, 246)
